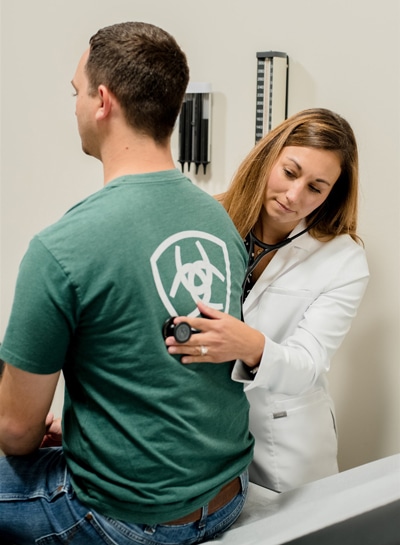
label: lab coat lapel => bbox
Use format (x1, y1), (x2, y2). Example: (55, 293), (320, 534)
(243, 222), (319, 314)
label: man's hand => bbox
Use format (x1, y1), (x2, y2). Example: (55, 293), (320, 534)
(40, 412), (62, 448)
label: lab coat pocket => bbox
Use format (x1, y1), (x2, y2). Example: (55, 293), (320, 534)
(249, 388), (338, 492)
(254, 286), (317, 341)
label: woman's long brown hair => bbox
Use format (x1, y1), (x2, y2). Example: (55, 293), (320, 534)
(221, 108), (361, 244)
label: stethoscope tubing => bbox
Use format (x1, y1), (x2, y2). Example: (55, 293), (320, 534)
(241, 214), (324, 307)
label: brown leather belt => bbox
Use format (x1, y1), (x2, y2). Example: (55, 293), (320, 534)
(163, 476), (241, 525)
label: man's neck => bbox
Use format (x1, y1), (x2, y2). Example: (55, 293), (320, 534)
(100, 132), (176, 185)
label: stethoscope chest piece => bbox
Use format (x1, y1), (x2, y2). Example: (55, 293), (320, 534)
(162, 317), (197, 343)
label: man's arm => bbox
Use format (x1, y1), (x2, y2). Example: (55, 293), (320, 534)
(0, 363), (60, 455)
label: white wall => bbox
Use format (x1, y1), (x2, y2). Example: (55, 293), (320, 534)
(1, 0), (399, 472)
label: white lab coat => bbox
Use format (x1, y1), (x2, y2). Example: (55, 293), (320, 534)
(232, 222), (370, 492)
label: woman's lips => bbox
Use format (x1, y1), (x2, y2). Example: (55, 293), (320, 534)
(276, 199), (294, 213)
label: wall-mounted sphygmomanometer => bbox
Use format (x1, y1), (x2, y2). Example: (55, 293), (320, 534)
(255, 51), (289, 142)
(178, 82), (212, 174)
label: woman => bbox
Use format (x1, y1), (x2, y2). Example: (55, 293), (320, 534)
(166, 108), (369, 492)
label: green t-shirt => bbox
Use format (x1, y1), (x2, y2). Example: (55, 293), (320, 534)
(0, 170), (253, 524)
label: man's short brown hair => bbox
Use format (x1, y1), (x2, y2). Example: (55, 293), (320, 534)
(86, 22), (189, 143)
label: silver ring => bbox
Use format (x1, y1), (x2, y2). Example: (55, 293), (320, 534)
(200, 345), (208, 356)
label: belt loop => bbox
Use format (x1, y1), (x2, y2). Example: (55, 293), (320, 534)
(197, 505), (208, 530)
(240, 470), (248, 494)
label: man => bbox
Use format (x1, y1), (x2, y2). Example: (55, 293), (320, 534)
(0, 22), (253, 544)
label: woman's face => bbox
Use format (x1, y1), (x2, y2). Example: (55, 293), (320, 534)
(263, 146), (341, 231)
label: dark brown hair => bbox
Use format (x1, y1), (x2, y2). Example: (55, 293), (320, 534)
(86, 22), (189, 143)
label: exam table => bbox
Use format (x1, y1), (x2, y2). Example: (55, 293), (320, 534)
(206, 453), (400, 545)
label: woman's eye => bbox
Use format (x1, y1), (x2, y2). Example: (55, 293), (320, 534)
(283, 168), (295, 178)
(309, 185), (321, 194)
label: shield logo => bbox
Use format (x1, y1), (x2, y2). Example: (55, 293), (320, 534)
(150, 230), (231, 317)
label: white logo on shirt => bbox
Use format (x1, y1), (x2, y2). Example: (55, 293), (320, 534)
(150, 230), (231, 317)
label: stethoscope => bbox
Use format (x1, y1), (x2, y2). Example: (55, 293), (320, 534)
(162, 226), (309, 344)
(241, 214), (324, 307)
(163, 215), (325, 342)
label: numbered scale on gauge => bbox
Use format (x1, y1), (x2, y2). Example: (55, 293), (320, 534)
(255, 51), (289, 142)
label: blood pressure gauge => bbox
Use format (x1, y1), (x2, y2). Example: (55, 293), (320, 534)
(255, 51), (289, 142)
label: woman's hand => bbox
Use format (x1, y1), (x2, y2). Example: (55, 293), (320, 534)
(40, 412), (62, 448)
(165, 300), (265, 367)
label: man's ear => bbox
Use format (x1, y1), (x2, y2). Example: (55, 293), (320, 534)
(95, 85), (112, 120)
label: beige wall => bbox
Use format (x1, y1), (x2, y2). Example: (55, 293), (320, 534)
(1, 0), (399, 471)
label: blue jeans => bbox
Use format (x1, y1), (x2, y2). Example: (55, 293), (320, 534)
(0, 448), (248, 544)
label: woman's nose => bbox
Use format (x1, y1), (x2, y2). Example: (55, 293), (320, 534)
(286, 181), (303, 203)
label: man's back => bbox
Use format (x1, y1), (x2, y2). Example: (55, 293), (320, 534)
(3, 169), (253, 524)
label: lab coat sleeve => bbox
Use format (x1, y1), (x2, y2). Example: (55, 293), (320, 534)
(232, 239), (369, 395)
